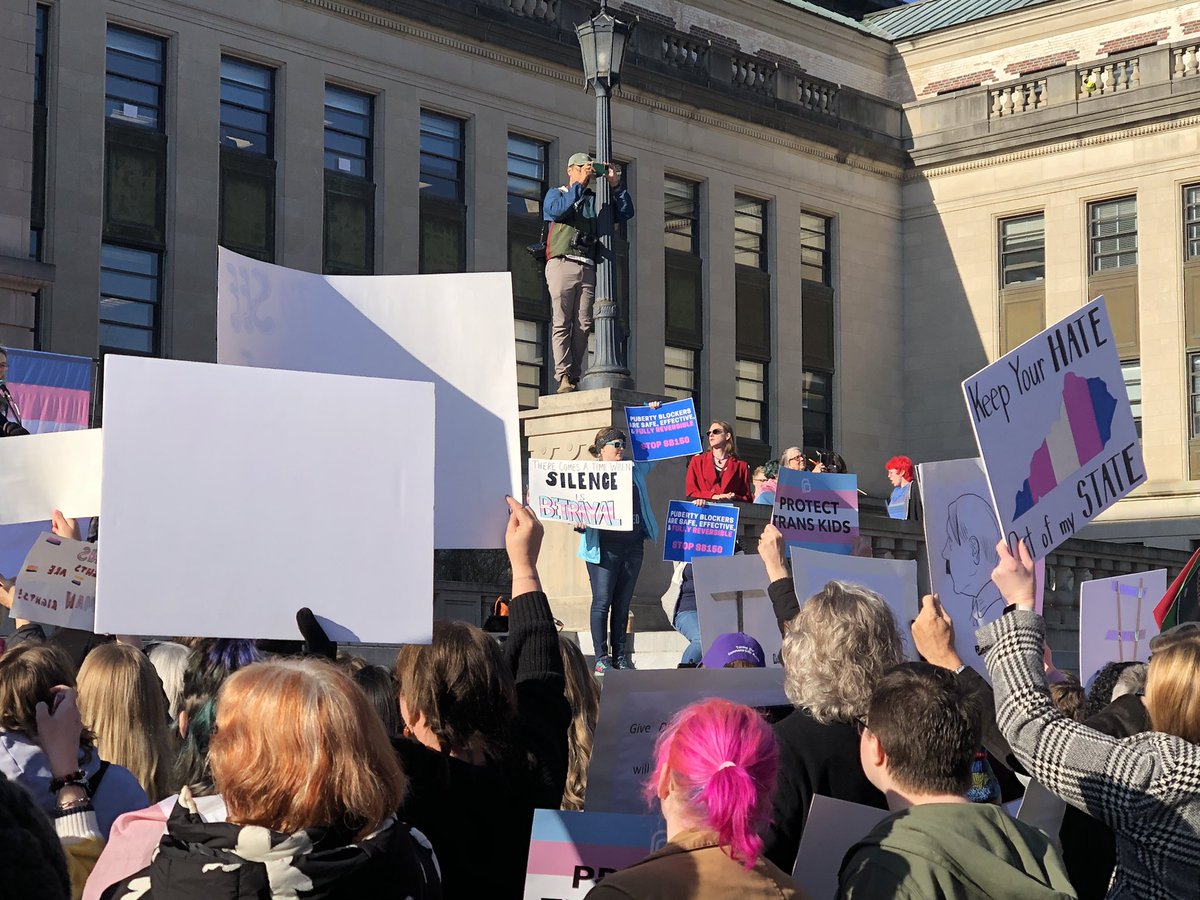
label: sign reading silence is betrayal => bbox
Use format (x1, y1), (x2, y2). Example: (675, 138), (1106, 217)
(963, 296), (1144, 562)
(770, 468), (859, 555)
(528, 459), (634, 531)
(12, 532), (97, 631)
(624, 399), (702, 462)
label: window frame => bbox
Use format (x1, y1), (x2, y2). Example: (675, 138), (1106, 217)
(419, 109), (466, 204)
(1089, 195), (1138, 273)
(99, 241), (161, 356)
(802, 368), (833, 452)
(104, 24), (167, 132)
(735, 358), (768, 443)
(1185, 185), (1200, 262)
(664, 344), (700, 412)
(664, 175), (700, 256)
(734, 194), (768, 272)
(800, 212), (832, 286)
(219, 56), (275, 157)
(323, 85), (373, 180)
(999, 212), (1046, 287)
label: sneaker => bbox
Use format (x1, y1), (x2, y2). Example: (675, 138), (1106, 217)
(556, 375), (576, 394)
(594, 656), (611, 676)
(615, 655), (636, 670)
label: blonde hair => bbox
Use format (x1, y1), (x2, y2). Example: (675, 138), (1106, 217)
(147, 641), (190, 719)
(1145, 634), (1200, 744)
(78, 643), (178, 802)
(708, 421), (739, 458)
(780, 580), (904, 724)
(559, 636), (599, 810)
(209, 658), (406, 840)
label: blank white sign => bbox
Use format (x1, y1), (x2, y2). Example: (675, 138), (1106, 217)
(0, 429), (101, 525)
(94, 356), (435, 642)
(217, 248), (520, 549)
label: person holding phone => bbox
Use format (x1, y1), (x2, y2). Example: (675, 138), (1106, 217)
(542, 153), (635, 394)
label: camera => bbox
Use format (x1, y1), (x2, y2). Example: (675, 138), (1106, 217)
(570, 231), (597, 253)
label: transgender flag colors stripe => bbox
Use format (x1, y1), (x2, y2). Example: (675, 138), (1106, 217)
(1013, 372), (1117, 519)
(523, 810), (665, 899)
(4, 348), (94, 433)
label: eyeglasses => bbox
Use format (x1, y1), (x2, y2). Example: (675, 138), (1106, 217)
(707, 429), (727, 436)
(605, 440), (625, 449)
(854, 715), (869, 735)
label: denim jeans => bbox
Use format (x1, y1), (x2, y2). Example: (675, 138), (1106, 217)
(673, 608), (703, 665)
(586, 539), (644, 661)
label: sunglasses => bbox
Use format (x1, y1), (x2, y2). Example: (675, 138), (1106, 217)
(605, 440), (626, 449)
(707, 429), (727, 436)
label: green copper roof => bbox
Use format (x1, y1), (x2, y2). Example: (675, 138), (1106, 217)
(865, 0), (1062, 39)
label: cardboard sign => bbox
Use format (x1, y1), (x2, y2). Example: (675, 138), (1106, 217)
(585, 667), (788, 814)
(624, 399), (701, 462)
(528, 460), (634, 531)
(771, 469), (858, 555)
(662, 501), (738, 562)
(0, 429), (101, 526)
(217, 248), (520, 549)
(788, 547), (918, 657)
(94, 356), (435, 642)
(11, 533), (97, 630)
(1078, 569), (1166, 685)
(523, 809), (666, 899)
(793, 795), (890, 898)
(692, 554), (780, 667)
(963, 297), (1144, 562)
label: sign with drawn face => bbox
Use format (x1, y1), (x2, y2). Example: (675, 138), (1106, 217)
(1079, 569), (1166, 685)
(962, 296), (1144, 562)
(919, 458), (1046, 676)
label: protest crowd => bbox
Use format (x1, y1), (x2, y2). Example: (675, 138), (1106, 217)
(0, 405), (1196, 899)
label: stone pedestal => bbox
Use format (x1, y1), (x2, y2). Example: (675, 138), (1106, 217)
(521, 387), (687, 634)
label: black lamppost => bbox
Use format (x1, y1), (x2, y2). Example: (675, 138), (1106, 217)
(577, 1), (634, 392)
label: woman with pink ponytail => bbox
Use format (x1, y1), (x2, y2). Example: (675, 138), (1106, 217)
(586, 698), (809, 899)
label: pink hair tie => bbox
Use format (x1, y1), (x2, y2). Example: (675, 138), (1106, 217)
(717, 761), (737, 770)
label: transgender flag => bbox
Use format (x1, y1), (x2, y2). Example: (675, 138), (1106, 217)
(1013, 371), (1117, 519)
(5, 348), (95, 434)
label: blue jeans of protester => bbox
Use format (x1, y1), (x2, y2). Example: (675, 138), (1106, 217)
(673, 609), (703, 665)
(587, 539), (644, 662)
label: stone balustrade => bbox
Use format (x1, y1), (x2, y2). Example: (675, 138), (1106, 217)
(1173, 43), (1200, 79)
(989, 77), (1047, 117)
(1077, 56), (1141, 99)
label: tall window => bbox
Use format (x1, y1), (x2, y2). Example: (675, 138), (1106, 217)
(665, 176), (702, 410)
(103, 25), (168, 354)
(1090, 197), (1137, 272)
(100, 243), (159, 355)
(998, 213), (1046, 353)
(508, 134), (549, 408)
(219, 57), (276, 262)
(800, 212), (831, 285)
(1122, 360), (1141, 439)
(1190, 354), (1200, 439)
(419, 110), (467, 274)
(219, 58), (273, 155)
(323, 85), (374, 275)
(736, 195), (770, 447)
(802, 369), (832, 451)
(1088, 196), (1139, 363)
(801, 211), (835, 448)
(104, 26), (165, 130)
(1186, 186), (1200, 261)
(30, 5), (49, 262)
(1000, 214), (1045, 285)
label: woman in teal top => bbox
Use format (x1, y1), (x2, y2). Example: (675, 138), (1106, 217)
(578, 425), (659, 675)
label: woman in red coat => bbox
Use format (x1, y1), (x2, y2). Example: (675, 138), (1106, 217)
(685, 420), (752, 503)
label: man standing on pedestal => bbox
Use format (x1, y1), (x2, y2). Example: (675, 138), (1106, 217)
(543, 153), (634, 394)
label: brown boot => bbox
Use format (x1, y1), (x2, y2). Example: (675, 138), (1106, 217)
(556, 375), (576, 394)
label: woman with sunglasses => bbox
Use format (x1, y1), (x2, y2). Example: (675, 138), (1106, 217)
(579, 421), (659, 675)
(685, 421), (752, 504)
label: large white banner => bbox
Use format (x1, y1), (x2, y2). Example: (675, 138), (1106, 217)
(217, 248), (520, 549)
(963, 296), (1143, 562)
(692, 554), (781, 667)
(1078, 569), (1166, 685)
(94, 356), (435, 643)
(0, 429), (101, 525)
(527, 459), (634, 531)
(788, 547), (918, 658)
(585, 667), (788, 814)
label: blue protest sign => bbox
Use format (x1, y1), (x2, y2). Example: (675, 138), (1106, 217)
(663, 500), (739, 562)
(625, 399), (702, 462)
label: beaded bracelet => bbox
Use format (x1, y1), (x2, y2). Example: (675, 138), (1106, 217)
(48, 769), (87, 794)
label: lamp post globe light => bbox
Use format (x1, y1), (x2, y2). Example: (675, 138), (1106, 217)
(576, 1), (635, 391)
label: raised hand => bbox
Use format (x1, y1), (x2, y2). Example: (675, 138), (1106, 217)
(992, 539), (1037, 610)
(911, 594), (963, 670)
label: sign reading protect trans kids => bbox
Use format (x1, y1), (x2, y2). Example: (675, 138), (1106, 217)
(528, 459), (634, 531)
(624, 399), (702, 462)
(771, 469), (859, 556)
